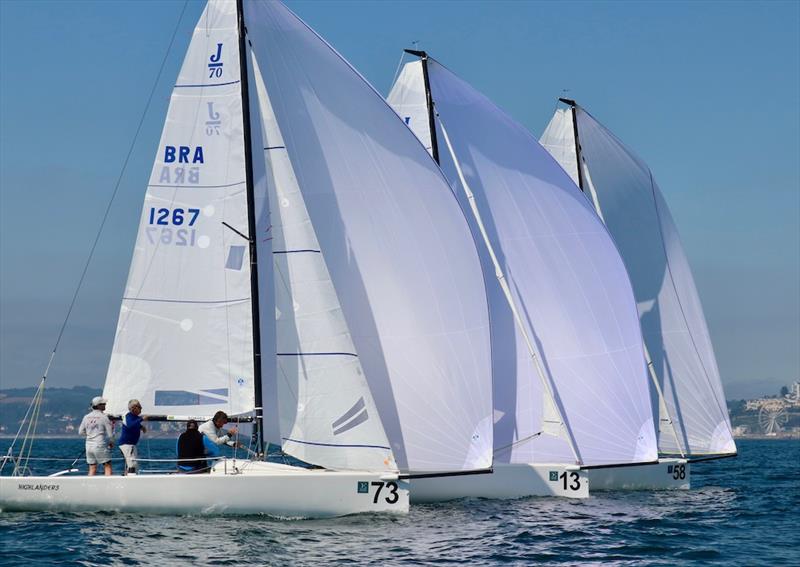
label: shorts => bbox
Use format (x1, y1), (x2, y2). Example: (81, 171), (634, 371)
(119, 444), (138, 474)
(86, 445), (111, 465)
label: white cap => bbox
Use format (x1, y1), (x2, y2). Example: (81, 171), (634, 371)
(91, 396), (108, 408)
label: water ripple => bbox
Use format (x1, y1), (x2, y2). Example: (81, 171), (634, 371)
(1, 439), (798, 565)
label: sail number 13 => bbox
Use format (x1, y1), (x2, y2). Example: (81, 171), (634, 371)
(559, 471), (582, 491)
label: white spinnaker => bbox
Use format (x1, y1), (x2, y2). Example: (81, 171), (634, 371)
(251, 56), (395, 472)
(542, 107), (735, 456)
(105, 0), (256, 419)
(389, 59), (657, 466)
(243, 1), (493, 473)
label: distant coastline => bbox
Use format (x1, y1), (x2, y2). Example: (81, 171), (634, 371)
(2, 383), (799, 439)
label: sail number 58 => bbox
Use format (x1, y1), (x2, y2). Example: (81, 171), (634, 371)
(671, 464), (686, 480)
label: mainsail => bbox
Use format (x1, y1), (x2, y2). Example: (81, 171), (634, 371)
(104, 0), (256, 419)
(389, 57), (658, 467)
(540, 104), (736, 457)
(244, 1), (493, 474)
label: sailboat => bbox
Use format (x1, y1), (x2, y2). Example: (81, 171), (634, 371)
(388, 53), (665, 501)
(0, 0), (494, 517)
(540, 99), (737, 488)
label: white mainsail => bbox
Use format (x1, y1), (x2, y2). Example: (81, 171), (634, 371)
(541, 105), (736, 457)
(389, 58), (658, 467)
(244, 1), (494, 473)
(104, 0), (255, 419)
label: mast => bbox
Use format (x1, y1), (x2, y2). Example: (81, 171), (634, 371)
(559, 98), (686, 459)
(404, 49), (440, 164)
(237, 0), (263, 454)
(559, 98), (585, 191)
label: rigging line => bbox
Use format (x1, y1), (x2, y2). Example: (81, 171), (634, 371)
(493, 431), (542, 456)
(15, 382), (45, 475)
(389, 48), (407, 90)
(2, 383), (34, 473)
(42, 0), (189, 376)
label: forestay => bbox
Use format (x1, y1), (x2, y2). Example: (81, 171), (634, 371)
(541, 107), (736, 456)
(243, 1), (493, 474)
(105, 1), (256, 419)
(389, 59), (658, 467)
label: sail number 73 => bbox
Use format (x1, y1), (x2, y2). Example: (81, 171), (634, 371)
(370, 481), (400, 504)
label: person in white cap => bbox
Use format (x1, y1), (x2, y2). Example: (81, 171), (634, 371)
(78, 396), (114, 476)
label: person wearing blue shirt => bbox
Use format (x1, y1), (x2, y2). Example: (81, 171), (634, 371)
(118, 399), (146, 475)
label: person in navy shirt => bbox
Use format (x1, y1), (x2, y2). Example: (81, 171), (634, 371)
(118, 399), (146, 474)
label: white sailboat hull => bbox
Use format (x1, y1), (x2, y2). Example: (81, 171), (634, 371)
(410, 463), (589, 502)
(587, 458), (690, 490)
(0, 461), (409, 518)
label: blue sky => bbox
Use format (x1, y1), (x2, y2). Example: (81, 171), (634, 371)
(1, 0), (798, 399)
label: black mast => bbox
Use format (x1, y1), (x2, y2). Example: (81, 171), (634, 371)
(404, 49), (440, 164)
(237, 0), (263, 454)
(559, 97), (585, 192)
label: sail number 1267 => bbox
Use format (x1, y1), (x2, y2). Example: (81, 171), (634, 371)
(148, 207), (200, 227)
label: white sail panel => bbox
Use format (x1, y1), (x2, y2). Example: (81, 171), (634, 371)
(251, 56), (396, 472)
(540, 108), (580, 186)
(386, 60), (434, 155)
(243, 0), (493, 473)
(567, 107), (735, 456)
(390, 59), (658, 466)
(104, 0), (256, 418)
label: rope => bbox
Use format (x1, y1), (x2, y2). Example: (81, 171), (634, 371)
(390, 49), (407, 89)
(493, 432), (543, 456)
(8, 379), (46, 475)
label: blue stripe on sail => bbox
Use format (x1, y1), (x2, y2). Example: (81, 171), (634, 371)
(282, 438), (391, 451)
(264, 145), (286, 150)
(333, 408), (369, 436)
(202, 389), (229, 396)
(148, 181), (245, 189)
(225, 246), (246, 271)
(277, 352), (358, 357)
(174, 80), (241, 88)
(122, 297), (249, 304)
(332, 398), (366, 429)
(272, 249), (321, 254)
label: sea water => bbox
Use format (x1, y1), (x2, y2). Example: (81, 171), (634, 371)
(0, 438), (797, 565)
